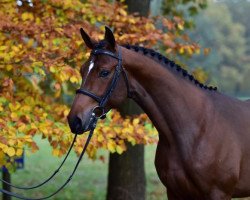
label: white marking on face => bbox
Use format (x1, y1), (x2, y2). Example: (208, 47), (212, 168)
(82, 60), (95, 87)
(88, 61), (94, 74)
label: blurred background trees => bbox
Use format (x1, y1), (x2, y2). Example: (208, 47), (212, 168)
(185, 0), (250, 96)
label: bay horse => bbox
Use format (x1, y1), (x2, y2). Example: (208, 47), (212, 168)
(67, 27), (250, 199)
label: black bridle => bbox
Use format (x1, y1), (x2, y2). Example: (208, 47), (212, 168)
(0, 46), (130, 199)
(76, 47), (131, 120)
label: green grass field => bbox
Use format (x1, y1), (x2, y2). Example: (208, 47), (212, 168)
(2, 137), (167, 200)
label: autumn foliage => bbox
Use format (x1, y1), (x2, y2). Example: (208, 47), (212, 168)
(0, 0), (200, 170)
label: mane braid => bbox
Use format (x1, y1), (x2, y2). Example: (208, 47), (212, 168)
(123, 44), (217, 91)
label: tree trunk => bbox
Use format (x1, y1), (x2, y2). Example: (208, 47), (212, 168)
(125, 0), (151, 16)
(106, 2), (151, 200)
(107, 99), (145, 200)
(107, 143), (145, 200)
(2, 170), (11, 200)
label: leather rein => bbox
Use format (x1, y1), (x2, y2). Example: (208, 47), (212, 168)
(0, 47), (130, 199)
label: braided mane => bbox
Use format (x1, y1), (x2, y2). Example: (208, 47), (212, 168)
(123, 44), (217, 91)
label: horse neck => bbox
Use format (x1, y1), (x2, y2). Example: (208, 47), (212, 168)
(121, 46), (210, 146)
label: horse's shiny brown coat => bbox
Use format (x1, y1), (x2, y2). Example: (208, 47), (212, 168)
(68, 28), (250, 199)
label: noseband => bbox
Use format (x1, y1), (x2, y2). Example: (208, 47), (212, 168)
(76, 47), (131, 120)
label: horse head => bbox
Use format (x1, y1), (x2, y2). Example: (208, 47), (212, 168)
(67, 27), (129, 134)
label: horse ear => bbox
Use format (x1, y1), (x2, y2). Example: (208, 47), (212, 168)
(80, 28), (94, 49)
(104, 26), (116, 49)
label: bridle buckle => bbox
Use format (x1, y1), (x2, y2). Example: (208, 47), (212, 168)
(92, 106), (106, 119)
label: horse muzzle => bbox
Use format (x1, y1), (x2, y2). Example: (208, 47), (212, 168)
(67, 111), (93, 134)
(68, 106), (106, 134)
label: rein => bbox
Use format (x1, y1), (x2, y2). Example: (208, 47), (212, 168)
(0, 46), (129, 199)
(0, 134), (78, 190)
(0, 127), (95, 200)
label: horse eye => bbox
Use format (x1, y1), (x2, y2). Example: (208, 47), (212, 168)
(99, 70), (110, 78)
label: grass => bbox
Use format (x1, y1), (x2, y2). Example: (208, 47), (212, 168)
(2, 137), (167, 200)
(5, 139), (250, 200)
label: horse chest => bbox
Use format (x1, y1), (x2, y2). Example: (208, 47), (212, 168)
(155, 141), (207, 197)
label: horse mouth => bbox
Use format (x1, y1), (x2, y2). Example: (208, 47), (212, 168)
(74, 125), (88, 135)
(75, 120), (91, 134)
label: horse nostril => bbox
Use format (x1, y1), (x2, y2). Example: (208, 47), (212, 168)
(68, 114), (91, 134)
(75, 117), (82, 130)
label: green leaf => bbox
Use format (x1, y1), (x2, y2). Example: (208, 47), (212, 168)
(188, 6), (198, 16)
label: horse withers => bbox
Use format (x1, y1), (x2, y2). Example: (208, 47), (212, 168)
(67, 27), (250, 200)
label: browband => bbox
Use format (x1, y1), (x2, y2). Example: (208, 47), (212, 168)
(91, 49), (121, 60)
